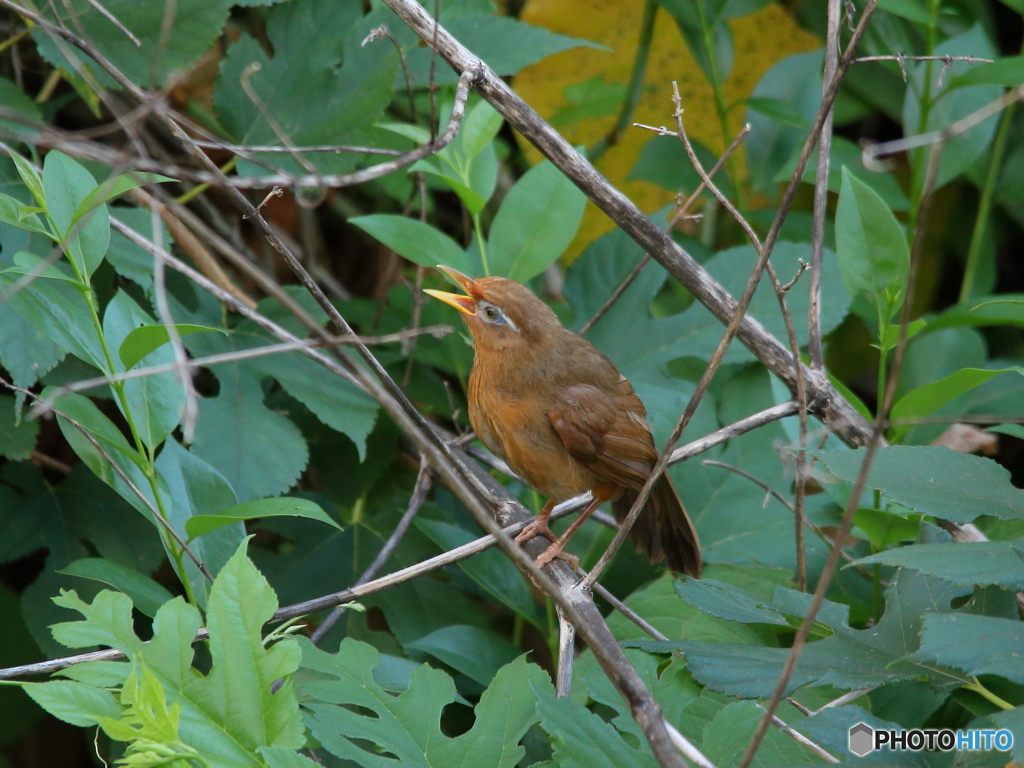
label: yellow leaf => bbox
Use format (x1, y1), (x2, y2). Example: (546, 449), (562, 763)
(513, 0), (820, 261)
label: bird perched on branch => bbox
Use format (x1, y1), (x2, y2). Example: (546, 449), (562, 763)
(425, 266), (701, 576)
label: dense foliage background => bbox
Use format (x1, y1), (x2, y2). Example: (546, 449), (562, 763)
(1, 0), (1023, 765)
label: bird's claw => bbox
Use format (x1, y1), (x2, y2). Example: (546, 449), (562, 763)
(535, 545), (579, 570)
(514, 519), (553, 545)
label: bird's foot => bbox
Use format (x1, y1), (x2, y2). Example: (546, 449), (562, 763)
(534, 544), (579, 571)
(514, 519), (554, 545)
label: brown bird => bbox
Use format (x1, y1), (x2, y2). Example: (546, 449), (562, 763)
(425, 266), (701, 576)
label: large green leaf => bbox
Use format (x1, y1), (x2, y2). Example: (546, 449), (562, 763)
(835, 167), (909, 325)
(702, 700), (822, 768)
(34, 0), (234, 88)
(817, 446), (1024, 524)
(302, 639), (550, 767)
(855, 542), (1024, 591)
(350, 214), (474, 275)
(118, 323), (225, 371)
(214, 0), (396, 179)
(21, 680), (121, 727)
(487, 161), (586, 281)
(47, 542), (305, 766)
(191, 364), (309, 502)
(910, 613), (1024, 685)
(0, 393), (39, 460)
(405, 625), (521, 687)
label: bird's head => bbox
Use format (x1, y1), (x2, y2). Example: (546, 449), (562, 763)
(424, 266), (561, 356)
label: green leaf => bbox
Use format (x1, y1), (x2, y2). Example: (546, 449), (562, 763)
(106, 207), (168, 292)
(245, 349), (378, 461)
(58, 558), (174, 618)
(817, 446), (1024, 524)
(457, 100), (504, 164)
(72, 173), (174, 228)
(988, 424), (1024, 440)
(890, 368), (1021, 441)
(10, 151), (45, 206)
(854, 542), (1024, 591)
(33, 0), (234, 88)
(910, 613), (1024, 685)
(20, 680), (121, 727)
(673, 578), (791, 627)
(186, 497), (340, 540)
(949, 56), (1024, 88)
(703, 700), (822, 768)
(836, 167), (910, 324)
(156, 440), (242, 608)
(118, 323), (225, 371)
(302, 638), (551, 767)
(902, 25), (1001, 189)
(534, 684), (659, 768)
(351, 214), (474, 274)
(192, 364), (309, 502)
(877, 0), (933, 23)
(4, 251), (81, 284)
(744, 97), (810, 128)
(0, 272), (107, 370)
(853, 508), (921, 550)
(0, 192), (52, 237)
(635, 570), (968, 697)
(0, 394), (39, 460)
(404, 15), (604, 86)
(259, 747), (322, 768)
(215, 0), (396, 180)
(924, 295), (1024, 334)
(0, 76), (42, 141)
(405, 625), (521, 686)
(103, 291), (186, 450)
(488, 160), (586, 281)
(42, 150), (109, 279)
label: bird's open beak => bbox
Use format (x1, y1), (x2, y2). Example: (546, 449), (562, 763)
(423, 265), (478, 316)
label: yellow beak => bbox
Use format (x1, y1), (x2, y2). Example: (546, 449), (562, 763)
(423, 265), (478, 316)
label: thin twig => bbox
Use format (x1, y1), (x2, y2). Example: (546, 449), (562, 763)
(555, 607), (576, 697)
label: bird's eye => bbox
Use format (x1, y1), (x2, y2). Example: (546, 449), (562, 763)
(482, 305), (500, 322)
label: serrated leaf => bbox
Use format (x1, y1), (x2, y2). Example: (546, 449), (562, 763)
(0, 393), (39, 460)
(186, 496), (340, 540)
(192, 364), (309, 502)
(33, 0), (234, 88)
(488, 160), (586, 281)
(817, 446), (1024, 524)
(0, 272), (106, 370)
(855, 542), (1024, 591)
(910, 613), (1024, 685)
(20, 680), (121, 727)
(244, 349), (378, 461)
(350, 214), (474, 275)
(703, 700), (822, 767)
(118, 323), (225, 371)
(59, 558), (174, 618)
(534, 683), (659, 768)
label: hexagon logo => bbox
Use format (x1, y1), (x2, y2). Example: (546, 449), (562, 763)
(849, 722), (875, 757)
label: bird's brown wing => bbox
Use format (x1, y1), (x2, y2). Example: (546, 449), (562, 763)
(546, 379), (657, 491)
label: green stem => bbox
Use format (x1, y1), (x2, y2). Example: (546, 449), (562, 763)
(961, 101), (1015, 302)
(907, 0), (941, 247)
(589, 0), (658, 163)
(512, 613), (524, 649)
(473, 211), (490, 276)
(964, 679), (1015, 711)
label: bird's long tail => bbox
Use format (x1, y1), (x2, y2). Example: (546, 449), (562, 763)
(614, 474), (702, 577)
